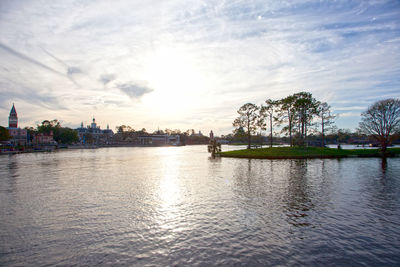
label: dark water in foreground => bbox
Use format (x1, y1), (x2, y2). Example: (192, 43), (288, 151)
(1, 146), (400, 266)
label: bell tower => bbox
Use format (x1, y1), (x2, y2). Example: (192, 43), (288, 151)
(9, 103), (18, 128)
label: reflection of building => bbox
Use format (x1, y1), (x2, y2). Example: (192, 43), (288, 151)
(138, 134), (181, 146)
(76, 118), (114, 144)
(7, 104), (27, 146)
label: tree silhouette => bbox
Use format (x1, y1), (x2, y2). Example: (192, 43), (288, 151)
(277, 95), (296, 146)
(359, 98), (400, 153)
(260, 99), (279, 147)
(233, 103), (259, 149)
(0, 126), (11, 141)
(318, 102), (336, 146)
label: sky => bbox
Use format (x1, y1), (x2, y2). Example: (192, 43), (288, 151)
(0, 0), (399, 135)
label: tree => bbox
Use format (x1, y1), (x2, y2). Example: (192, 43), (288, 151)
(358, 98), (400, 153)
(0, 126), (11, 141)
(318, 102), (336, 146)
(126, 126), (135, 132)
(261, 99), (279, 147)
(58, 128), (79, 144)
(232, 126), (246, 143)
(277, 95), (296, 146)
(256, 107), (267, 135)
(335, 128), (352, 144)
(24, 126), (37, 144)
(37, 119), (61, 134)
(233, 103), (259, 149)
(116, 125), (127, 133)
(292, 92), (319, 145)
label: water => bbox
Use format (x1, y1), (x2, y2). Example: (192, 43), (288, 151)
(1, 146), (400, 266)
(326, 144), (400, 149)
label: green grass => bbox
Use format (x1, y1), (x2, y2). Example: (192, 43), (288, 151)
(219, 147), (400, 159)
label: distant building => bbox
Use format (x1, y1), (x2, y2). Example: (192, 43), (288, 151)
(33, 131), (54, 145)
(6, 104), (27, 146)
(76, 118), (114, 144)
(8, 104), (17, 128)
(191, 130), (203, 137)
(137, 134), (181, 146)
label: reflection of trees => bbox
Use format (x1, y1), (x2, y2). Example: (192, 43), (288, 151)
(365, 158), (399, 213)
(284, 160), (313, 227)
(233, 159), (256, 197)
(231, 159), (285, 229)
(381, 157), (387, 172)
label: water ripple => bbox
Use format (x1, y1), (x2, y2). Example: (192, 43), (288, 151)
(1, 147), (400, 266)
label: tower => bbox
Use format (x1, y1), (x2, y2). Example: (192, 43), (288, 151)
(91, 117), (96, 129)
(9, 103), (18, 128)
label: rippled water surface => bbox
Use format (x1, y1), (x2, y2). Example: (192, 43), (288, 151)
(1, 146), (400, 266)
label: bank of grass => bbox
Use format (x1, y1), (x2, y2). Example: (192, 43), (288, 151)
(219, 146), (400, 159)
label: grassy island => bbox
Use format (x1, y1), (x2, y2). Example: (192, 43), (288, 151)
(219, 147), (400, 159)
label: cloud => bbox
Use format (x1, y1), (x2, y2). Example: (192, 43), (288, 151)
(0, 82), (65, 111)
(334, 106), (366, 111)
(0, 42), (65, 76)
(338, 112), (361, 118)
(116, 82), (154, 99)
(99, 74), (116, 85)
(40, 46), (69, 67)
(67, 66), (82, 75)
(38, 46), (81, 86)
(0, 0), (399, 133)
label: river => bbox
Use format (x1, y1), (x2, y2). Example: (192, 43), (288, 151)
(1, 145), (400, 266)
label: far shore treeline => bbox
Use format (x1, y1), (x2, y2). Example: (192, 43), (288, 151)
(25, 120), (80, 145)
(232, 92), (400, 152)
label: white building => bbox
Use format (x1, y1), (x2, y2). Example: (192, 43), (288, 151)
(76, 118), (114, 144)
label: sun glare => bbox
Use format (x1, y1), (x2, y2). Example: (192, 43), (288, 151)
(155, 148), (186, 234)
(143, 46), (206, 115)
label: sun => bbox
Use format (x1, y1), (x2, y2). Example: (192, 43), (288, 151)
(142, 45), (206, 115)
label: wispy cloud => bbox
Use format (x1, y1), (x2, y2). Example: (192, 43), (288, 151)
(0, 42), (65, 76)
(67, 67), (82, 75)
(0, 81), (65, 111)
(40, 46), (81, 86)
(0, 0), (399, 133)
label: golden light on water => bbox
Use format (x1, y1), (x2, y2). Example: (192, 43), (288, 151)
(155, 147), (185, 233)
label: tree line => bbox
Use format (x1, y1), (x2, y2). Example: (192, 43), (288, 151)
(233, 92), (335, 148)
(113, 126), (210, 145)
(25, 119), (79, 145)
(233, 94), (400, 153)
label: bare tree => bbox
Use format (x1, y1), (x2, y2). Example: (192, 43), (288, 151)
(233, 103), (259, 149)
(358, 98), (400, 153)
